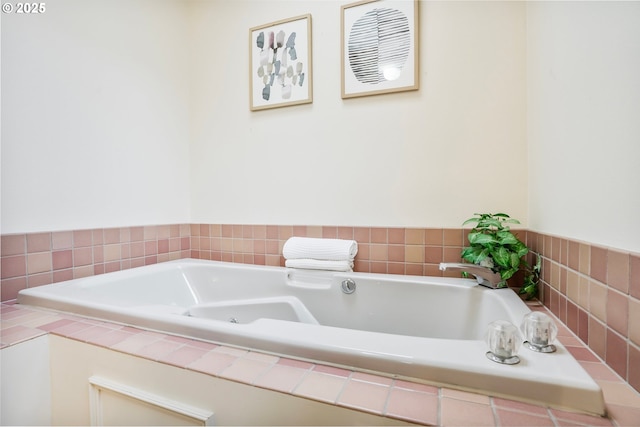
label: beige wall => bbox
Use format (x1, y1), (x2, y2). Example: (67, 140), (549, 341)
(526, 1), (640, 253)
(1, 0), (192, 233)
(189, 0), (528, 228)
(2, 0), (527, 234)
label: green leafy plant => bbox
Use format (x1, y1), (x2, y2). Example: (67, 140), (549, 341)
(461, 213), (540, 300)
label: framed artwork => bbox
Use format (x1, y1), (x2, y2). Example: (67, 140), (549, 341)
(341, 0), (419, 99)
(249, 14), (313, 111)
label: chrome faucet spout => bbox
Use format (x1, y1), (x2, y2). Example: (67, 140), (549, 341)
(439, 262), (503, 289)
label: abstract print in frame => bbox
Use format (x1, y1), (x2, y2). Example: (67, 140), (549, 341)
(341, 0), (419, 99)
(250, 14), (313, 111)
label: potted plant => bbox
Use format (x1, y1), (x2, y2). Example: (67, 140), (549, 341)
(460, 213), (540, 300)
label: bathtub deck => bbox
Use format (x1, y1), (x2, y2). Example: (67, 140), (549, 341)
(2, 302), (639, 426)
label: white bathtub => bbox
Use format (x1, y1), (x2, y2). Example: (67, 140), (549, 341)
(17, 259), (605, 415)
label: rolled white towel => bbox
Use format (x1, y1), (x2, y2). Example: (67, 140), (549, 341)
(283, 237), (358, 261)
(285, 258), (353, 272)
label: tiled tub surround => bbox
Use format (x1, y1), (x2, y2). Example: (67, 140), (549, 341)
(1, 224), (192, 301)
(527, 232), (640, 395)
(2, 224), (639, 395)
(3, 302), (640, 426)
(17, 258), (606, 414)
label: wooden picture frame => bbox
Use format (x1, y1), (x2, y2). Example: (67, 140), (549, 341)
(341, 0), (419, 99)
(249, 14), (313, 111)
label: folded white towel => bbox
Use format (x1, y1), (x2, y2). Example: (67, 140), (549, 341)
(283, 237), (358, 261)
(285, 259), (353, 272)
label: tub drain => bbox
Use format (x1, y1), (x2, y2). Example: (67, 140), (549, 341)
(228, 317), (239, 324)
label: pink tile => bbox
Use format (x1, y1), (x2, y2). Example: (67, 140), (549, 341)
(1, 277), (27, 301)
(495, 408), (554, 426)
(354, 227), (371, 243)
(440, 397), (496, 426)
(188, 351), (237, 375)
(443, 228), (463, 247)
(219, 357), (273, 384)
(51, 232), (73, 250)
(162, 335), (195, 345)
(157, 225), (171, 239)
(568, 240), (580, 270)
(158, 345), (209, 367)
(0, 304), (20, 313)
(492, 397), (550, 416)
(606, 403), (640, 427)
(93, 264), (105, 275)
(551, 408), (614, 426)
(73, 247), (93, 266)
(53, 268), (73, 283)
(385, 386), (438, 425)
(606, 289), (628, 336)
(351, 372), (393, 386)
(370, 228), (387, 244)
(1, 255), (26, 279)
(337, 226), (354, 240)
(181, 339), (218, 352)
(145, 241), (157, 256)
(294, 371), (348, 403)
(558, 335), (583, 347)
(607, 250), (630, 294)
(26, 233), (50, 253)
(598, 380), (640, 407)
(28, 272), (52, 287)
(104, 261), (120, 273)
(337, 379), (390, 414)
(103, 244), (120, 262)
(158, 239), (169, 254)
(188, 351), (237, 376)
(73, 230), (93, 247)
(130, 242), (144, 258)
(442, 388), (491, 405)
(169, 238), (181, 253)
(590, 246), (607, 284)
(1, 306), (34, 321)
(567, 346), (600, 362)
(629, 344), (640, 393)
(630, 254), (640, 300)
(68, 325), (114, 342)
(212, 345), (247, 357)
(137, 339), (183, 360)
(94, 247), (104, 264)
(253, 364), (308, 393)
(110, 332), (164, 354)
(92, 229), (104, 245)
(277, 357), (314, 370)
(388, 228), (405, 244)
(89, 329), (135, 348)
(130, 227), (144, 242)
(393, 380), (438, 394)
(50, 321), (95, 336)
(578, 362), (622, 382)
(17, 312), (61, 329)
(1, 234), (26, 256)
(1, 325), (46, 345)
(52, 250), (73, 270)
(39, 318), (76, 331)
(0, 308), (19, 320)
(103, 228), (120, 245)
(243, 351), (279, 364)
(312, 364), (351, 377)
(606, 328), (628, 379)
